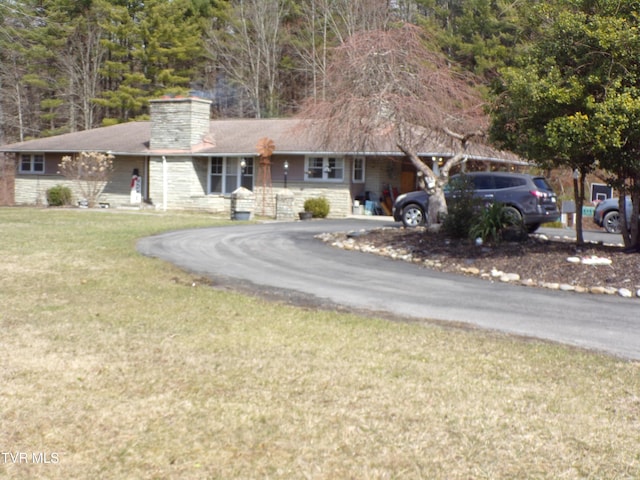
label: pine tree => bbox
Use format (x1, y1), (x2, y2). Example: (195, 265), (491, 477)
(95, 0), (206, 124)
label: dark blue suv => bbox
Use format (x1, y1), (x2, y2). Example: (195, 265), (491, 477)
(392, 172), (560, 232)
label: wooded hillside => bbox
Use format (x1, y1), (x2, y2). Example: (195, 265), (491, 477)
(0, 0), (529, 143)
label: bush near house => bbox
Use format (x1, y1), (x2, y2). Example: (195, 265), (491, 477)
(304, 197), (330, 218)
(442, 175), (478, 238)
(46, 185), (73, 206)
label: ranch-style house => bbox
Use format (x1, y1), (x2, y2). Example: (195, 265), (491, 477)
(0, 97), (525, 218)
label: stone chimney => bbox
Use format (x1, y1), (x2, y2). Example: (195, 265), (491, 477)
(149, 97), (212, 150)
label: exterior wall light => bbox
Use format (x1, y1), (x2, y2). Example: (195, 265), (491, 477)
(284, 161), (289, 188)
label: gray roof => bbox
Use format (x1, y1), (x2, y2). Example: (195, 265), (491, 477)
(1, 118), (524, 163)
(2, 122), (152, 156)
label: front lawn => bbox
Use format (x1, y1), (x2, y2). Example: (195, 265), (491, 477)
(1, 208), (638, 479)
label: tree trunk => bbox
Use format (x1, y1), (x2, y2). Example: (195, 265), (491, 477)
(630, 189), (640, 251)
(573, 171), (584, 246)
(427, 186), (447, 225)
(619, 196), (631, 248)
(398, 144), (447, 224)
(397, 145), (471, 225)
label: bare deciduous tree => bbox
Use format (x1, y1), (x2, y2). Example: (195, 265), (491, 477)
(59, 5), (108, 131)
(325, 0), (395, 43)
(293, 0), (399, 104)
(300, 24), (489, 224)
(207, 0), (290, 118)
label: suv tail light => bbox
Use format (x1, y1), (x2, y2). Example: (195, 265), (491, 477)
(530, 190), (557, 204)
(529, 190), (547, 198)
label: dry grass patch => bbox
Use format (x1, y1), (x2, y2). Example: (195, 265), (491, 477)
(0, 208), (639, 479)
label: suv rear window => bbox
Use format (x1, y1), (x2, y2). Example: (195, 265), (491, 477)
(532, 177), (553, 191)
(472, 175), (494, 190)
(494, 176), (526, 189)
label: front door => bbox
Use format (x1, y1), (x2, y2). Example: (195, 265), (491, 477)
(400, 170), (417, 193)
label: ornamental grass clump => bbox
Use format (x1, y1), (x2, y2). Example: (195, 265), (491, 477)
(469, 202), (527, 243)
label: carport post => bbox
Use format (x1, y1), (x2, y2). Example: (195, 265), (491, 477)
(162, 155), (168, 211)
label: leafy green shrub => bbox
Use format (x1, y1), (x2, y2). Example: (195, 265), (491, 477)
(441, 175), (479, 238)
(469, 202), (527, 243)
(46, 185), (73, 206)
(303, 197), (330, 218)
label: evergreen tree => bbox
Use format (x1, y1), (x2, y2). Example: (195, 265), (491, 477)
(418, 0), (528, 81)
(96, 0), (206, 124)
(490, 0), (640, 248)
(0, 0), (60, 141)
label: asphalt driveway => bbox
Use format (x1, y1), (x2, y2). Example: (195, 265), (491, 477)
(137, 218), (639, 360)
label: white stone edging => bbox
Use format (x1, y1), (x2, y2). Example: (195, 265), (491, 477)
(317, 230), (640, 300)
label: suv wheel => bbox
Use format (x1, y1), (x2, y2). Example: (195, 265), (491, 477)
(402, 204), (425, 227)
(503, 206), (522, 225)
(526, 223), (541, 233)
(603, 210), (622, 234)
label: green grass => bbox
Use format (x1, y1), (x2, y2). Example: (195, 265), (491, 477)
(542, 220), (564, 228)
(1, 208), (639, 479)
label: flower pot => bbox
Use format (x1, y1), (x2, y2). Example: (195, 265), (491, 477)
(299, 211), (313, 220)
(234, 211), (251, 221)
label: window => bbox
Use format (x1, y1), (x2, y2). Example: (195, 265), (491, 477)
(239, 158), (254, 190)
(209, 157), (254, 194)
(307, 157), (324, 179)
(494, 176), (525, 189)
(20, 154), (44, 174)
(305, 156), (344, 181)
(352, 157), (365, 183)
(472, 175), (494, 190)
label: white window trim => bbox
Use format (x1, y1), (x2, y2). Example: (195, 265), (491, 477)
(304, 156), (344, 182)
(208, 156), (255, 195)
(352, 157), (366, 183)
(19, 153), (45, 174)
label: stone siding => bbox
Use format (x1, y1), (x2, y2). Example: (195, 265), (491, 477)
(256, 184), (352, 218)
(14, 157), (143, 207)
(275, 191), (295, 220)
(230, 187), (255, 219)
(15, 176), (74, 206)
(15, 151), (394, 217)
(150, 98), (212, 150)
(148, 156), (227, 213)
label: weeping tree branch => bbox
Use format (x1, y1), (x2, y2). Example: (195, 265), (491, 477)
(299, 23), (495, 224)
